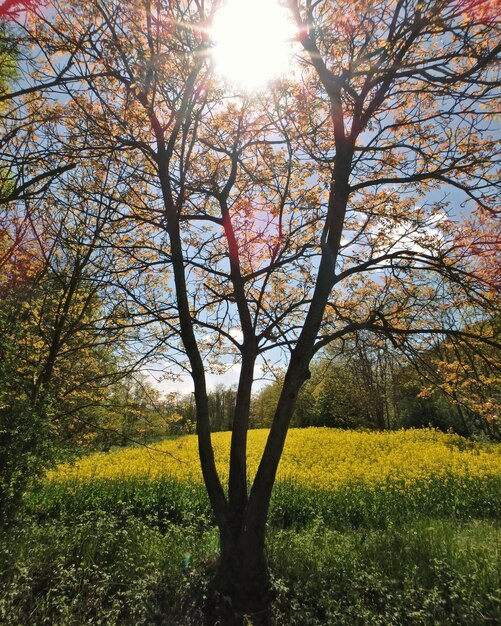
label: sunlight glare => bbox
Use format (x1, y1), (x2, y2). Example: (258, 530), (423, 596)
(211, 0), (296, 90)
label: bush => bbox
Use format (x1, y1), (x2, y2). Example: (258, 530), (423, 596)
(0, 514), (218, 626)
(0, 402), (54, 525)
(269, 519), (501, 626)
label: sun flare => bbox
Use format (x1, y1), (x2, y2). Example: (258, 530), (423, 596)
(210, 0), (296, 90)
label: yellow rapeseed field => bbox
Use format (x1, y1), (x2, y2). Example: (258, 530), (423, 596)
(48, 428), (501, 491)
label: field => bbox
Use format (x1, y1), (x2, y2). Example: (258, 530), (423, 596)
(36, 428), (501, 527)
(46, 427), (501, 487)
(2, 428), (501, 625)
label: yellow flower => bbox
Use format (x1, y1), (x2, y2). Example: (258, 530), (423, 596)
(47, 428), (501, 493)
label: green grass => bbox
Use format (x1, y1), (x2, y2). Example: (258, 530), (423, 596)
(1, 515), (499, 625)
(270, 519), (501, 625)
(3, 431), (501, 624)
(0, 514), (216, 626)
(23, 472), (501, 531)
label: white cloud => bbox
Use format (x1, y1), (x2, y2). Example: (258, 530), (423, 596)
(147, 362), (268, 397)
(229, 328), (243, 343)
(372, 210), (447, 257)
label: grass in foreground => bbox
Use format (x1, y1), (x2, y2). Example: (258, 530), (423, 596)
(3, 428), (500, 624)
(1, 516), (499, 625)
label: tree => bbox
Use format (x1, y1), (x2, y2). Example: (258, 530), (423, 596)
(0, 155), (160, 519)
(209, 384), (237, 431)
(398, 316), (501, 438)
(296, 333), (404, 430)
(2, 0), (500, 622)
(0, 1), (44, 19)
(0, 21), (51, 523)
(0, 161), (154, 421)
(92, 372), (171, 447)
(251, 357), (375, 429)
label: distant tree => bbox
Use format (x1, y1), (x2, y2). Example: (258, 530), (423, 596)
(252, 361), (371, 429)
(250, 381), (282, 429)
(96, 372), (171, 447)
(392, 363), (472, 435)
(209, 384), (237, 431)
(398, 318), (501, 438)
(255, 337), (399, 431)
(301, 359), (374, 428)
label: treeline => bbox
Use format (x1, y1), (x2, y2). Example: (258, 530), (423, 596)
(252, 332), (500, 439)
(105, 329), (499, 446)
(89, 379), (238, 449)
(70, 328), (501, 446)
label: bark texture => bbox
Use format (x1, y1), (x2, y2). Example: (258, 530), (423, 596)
(206, 526), (272, 626)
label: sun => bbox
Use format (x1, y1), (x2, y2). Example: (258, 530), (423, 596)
(210, 0), (297, 91)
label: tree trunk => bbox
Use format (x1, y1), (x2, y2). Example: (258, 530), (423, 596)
(206, 522), (272, 626)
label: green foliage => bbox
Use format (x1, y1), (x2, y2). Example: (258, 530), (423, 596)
(253, 339), (498, 438)
(89, 374), (174, 450)
(25, 477), (214, 530)
(208, 384), (237, 431)
(0, 515), (216, 626)
(251, 346), (394, 430)
(0, 401), (55, 525)
(251, 380), (282, 428)
(268, 476), (501, 530)
(0, 25), (17, 101)
(23, 471), (501, 532)
(1, 515), (499, 626)
(296, 362), (373, 429)
(395, 368), (471, 436)
(0, 26), (17, 200)
(269, 520), (501, 626)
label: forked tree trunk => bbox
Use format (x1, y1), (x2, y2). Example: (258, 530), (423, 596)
(154, 79), (354, 622)
(206, 522), (271, 626)
(203, 143), (354, 624)
(205, 360), (315, 624)
(206, 365), (274, 625)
